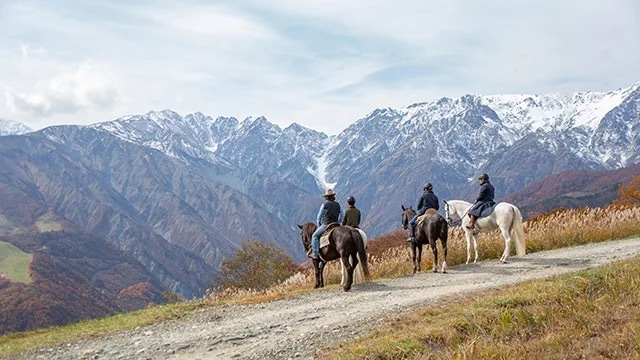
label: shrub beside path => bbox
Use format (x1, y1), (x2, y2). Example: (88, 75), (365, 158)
(14, 237), (640, 360)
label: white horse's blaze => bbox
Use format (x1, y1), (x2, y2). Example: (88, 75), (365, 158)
(444, 200), (526, 263)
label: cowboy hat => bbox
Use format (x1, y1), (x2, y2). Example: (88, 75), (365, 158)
(323, 188), (336, 197)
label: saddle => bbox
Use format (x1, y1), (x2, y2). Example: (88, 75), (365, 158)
(307, 223), (340, 259)
(476, 202), (498, 218)
(416, 208), (438, 227)
(319, 223), (340, 249)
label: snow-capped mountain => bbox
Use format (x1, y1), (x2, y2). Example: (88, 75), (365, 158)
(0, 119), (32, 136)
(1, 81), (638, 298)
(81, 81), (640, 236)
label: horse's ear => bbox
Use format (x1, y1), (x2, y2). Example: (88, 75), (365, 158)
(443, 200), (448, 205)
(297, 224), (303, 229)
(401, 205), (406, 211)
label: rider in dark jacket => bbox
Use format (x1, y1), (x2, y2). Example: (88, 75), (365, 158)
(467, 173), (495, 229)
(407, 183), (439, 242)
(310, 188), (344, 259)
(341, 196), (361, 228)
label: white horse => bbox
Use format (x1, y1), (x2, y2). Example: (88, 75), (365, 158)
(443, 200), (526, 263)
(341, 228), (368, 285)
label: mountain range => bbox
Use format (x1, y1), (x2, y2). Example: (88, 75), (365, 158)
(0, 81), (638, 321)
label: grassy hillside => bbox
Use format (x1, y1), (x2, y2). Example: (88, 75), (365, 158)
(324, 255), (640, 359)
(0, 241), (32, 284)
(0, 231), (167, 336)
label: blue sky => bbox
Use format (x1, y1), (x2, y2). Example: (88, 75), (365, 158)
(1, 0), (639, 134)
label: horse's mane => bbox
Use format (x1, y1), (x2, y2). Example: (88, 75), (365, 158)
(447, 199), (472, 207)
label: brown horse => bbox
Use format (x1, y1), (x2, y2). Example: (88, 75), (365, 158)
(298, 222), (370, 291)
(401, 205), (449, 273)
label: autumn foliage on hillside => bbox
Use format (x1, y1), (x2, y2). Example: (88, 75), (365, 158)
(0, 231), (167, 335)
(613, 176), (640, 207)
(215, 240), (300, 291)
(502, 162), (640, 218)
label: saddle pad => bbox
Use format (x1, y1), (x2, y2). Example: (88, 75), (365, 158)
(478, 202), (497, 218)
(319, 229), (333, 249)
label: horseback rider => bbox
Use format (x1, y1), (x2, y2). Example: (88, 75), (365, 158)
(310, 188), (344, 260)
(341, 196), (361, 228)
(467, 173), (495, 230)
(406, 183), (439, 242)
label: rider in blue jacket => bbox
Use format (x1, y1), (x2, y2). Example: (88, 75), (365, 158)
(407, 183), (439, 242)
(310, 188), (344, 259)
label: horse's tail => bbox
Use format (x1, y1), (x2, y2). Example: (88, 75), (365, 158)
(438, 215), (448, 241)
(351, 228), (370, 281)
(510, 205), (526, 256)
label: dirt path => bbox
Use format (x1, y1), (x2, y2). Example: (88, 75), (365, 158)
(19, 237), (640, 360)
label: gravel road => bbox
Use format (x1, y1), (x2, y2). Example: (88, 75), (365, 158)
(17, 237), (640, 360)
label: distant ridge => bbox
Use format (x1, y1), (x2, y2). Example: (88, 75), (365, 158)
(502, 162), (640, 218)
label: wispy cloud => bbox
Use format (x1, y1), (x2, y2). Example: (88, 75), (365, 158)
(1, 0), (639, 133)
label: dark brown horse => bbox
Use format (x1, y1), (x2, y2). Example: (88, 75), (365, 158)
(401, 205), (449, 273)
(298, 222), (370, 291)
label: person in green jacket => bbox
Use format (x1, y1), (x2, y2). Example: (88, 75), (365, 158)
(341, 196), (361, 228)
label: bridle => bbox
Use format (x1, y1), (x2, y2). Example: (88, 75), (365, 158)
(444, 201), (453, 225)
(444, 201), (465, 226)
(401, 208), (414, 230)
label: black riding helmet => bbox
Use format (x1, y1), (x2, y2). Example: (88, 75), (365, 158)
(478, 173), (489, 181)
(346, 196), (356, 205)
(423, 183), (433, 191)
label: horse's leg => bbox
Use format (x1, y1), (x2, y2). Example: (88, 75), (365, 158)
(431, 239), (438, 273)
(499, 227), (512, 263)
(411, 243), (418, 274)
(317, 260), (326, 288)
(353, 252), (364, 283)
(464, 230), (472, 264)
(313, 260), (321, 288)
(314, 260), (323, 288)
(417, 244), (422, 273)
(342, 254), (354, 291)
(340, 258), (346, 286)
(441, 239), (448, 273)
(472, 233), (479, 263)
(350, 252), (359, 284)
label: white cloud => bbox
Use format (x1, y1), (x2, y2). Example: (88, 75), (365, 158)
(0, 0), (639, 134)
(5, 55), (120, 118)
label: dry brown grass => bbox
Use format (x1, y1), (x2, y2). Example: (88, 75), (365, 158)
(211, 205), (640, 302)
(324, 255), (640, 359)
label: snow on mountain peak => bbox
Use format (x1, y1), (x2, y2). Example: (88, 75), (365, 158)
(0, 119), (32, 136)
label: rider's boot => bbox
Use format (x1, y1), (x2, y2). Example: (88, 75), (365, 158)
(466, 215), (476, 230)
(406, 225), (415, 242)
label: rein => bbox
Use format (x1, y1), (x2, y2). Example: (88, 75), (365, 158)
(445, 201), (474, 225)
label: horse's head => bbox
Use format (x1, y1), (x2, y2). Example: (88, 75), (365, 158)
(444, 200), (453, 225)
(444, 200), (468, 226)
(297, 222), (317, 252)
(401, 205), (416, 230)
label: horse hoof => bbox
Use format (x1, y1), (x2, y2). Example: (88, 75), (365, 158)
(442, 270), (447, 274)
(343, 286), (351, 292)
(432, 269), (438, 273)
